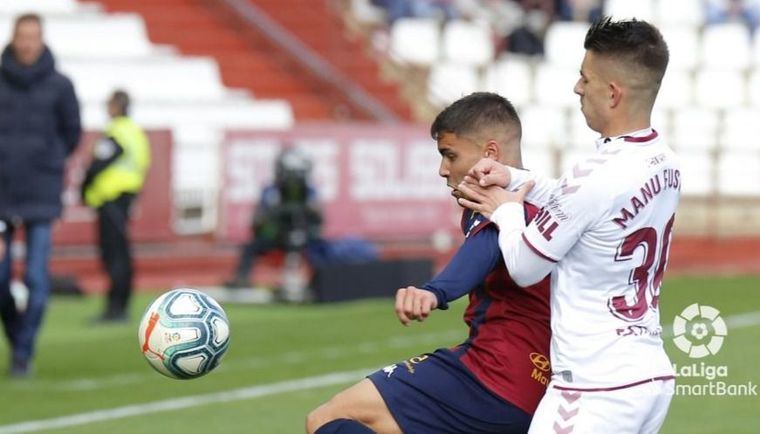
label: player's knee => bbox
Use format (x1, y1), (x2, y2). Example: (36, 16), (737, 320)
(305, 402), (334, 434)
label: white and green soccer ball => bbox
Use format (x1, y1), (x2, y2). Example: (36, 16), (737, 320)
(138, 288), (230, 379)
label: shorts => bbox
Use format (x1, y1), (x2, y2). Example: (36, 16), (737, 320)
(528, 378), (674, 434)
(367, 349), (532, 434)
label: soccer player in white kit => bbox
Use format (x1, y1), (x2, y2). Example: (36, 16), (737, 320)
(457, 17), (679, 433)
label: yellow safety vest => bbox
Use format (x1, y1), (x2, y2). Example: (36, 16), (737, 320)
(84, 116), (151, 208)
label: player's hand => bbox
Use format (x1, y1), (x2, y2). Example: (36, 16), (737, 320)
(394, 286), (438, 326)
(456, 179), (535, 219)
(467, 158), (511, 188)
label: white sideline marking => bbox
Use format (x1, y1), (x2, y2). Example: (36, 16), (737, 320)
(1, 310), (759, 433)
(0, 369), (370, 434)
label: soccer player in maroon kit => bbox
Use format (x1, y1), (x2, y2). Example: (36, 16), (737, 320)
(305, 92), (551, 434)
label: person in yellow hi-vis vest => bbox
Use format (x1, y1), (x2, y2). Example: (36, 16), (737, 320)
(81, 90), (150, 323)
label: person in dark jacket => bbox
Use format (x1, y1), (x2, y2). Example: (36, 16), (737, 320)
(0, 13), (82, 378)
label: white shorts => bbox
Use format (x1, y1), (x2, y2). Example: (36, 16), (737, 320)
(528, 377), (675, 434)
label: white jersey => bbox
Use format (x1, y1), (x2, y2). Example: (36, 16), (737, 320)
(516, 128), (680, 388)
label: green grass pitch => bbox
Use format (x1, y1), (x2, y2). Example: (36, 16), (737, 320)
(0, 275), (757, 433)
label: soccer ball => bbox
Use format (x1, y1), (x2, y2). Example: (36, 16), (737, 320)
(138, 288), (230, 379)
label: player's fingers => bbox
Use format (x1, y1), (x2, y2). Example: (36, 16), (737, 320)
(457, 197), (483, 213)
(479, 172), (505, 188)
(419, 295), (435, 319)
(403, 288), (416, 321)
(394, 288), (411, 326)
(456, 182), (481, 202)
(412, 293), (423, 321)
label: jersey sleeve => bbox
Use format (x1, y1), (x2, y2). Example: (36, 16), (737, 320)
(422, 224), (501, 310)
(507, 167), (558, 207)
(521, 174), (605, 263)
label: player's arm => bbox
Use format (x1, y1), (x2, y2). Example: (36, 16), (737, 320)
(459, 174), (604, 286)
(466, 158), (557, 206)
(395, 226), (501, 325)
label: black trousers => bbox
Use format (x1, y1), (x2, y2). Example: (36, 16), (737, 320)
(97, 193), (135, 316)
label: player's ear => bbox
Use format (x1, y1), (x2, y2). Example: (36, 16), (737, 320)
(483, 141), (500, 160)
(609, 81), (623, 108)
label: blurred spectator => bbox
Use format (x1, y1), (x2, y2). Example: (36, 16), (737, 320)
(372, 0), (460, 23)
(555, 0), (603, 22)
(706, 0), (760, 32)
(455, 0), (524, 44)
(0, 13), (81, 377)
(224, 147), (323, 291)
(81, 90), (150, 323)
(0, 221), (5, 261)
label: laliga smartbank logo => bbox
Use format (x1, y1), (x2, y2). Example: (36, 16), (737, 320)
(673, 303), (727, 358)
(671, 304), (757, 397)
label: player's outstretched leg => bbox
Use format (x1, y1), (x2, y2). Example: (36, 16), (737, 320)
(306, 378), (401, 434)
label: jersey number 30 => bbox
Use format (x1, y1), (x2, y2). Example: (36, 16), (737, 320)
(609, 214), (675, 321)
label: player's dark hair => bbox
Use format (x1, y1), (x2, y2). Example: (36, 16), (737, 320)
(430, 92), (521, 141)
(14, 13), (42, 31)
(110, 89), (131, 116)
(584, 16), (669, 85)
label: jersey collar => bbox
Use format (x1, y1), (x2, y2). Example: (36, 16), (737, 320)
(595, 127), (658, 150)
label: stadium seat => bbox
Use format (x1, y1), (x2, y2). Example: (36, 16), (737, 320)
(543, 22), (588, 68)
(518, 105), (567, 149)
(59, 57), (229, 103)
(0, 0), (81, 14)
(654, 69), (693, 110)
(695, 69), (746, 109)
(700, 23), (752, 71)
(427, 62), (479, 105)
(389, 18), (440, 66)
(81, 99), (294, 131)
(482, 57), (533, 107)
(718, 152), (760, 196)
(654, 0), (705, 27)
(0, 14), (156, 59)
(754, 29), (760, 67)
(671, 107), (719, 151)
(679, 151), (714, 196)
(533, 64), (579, 109)
(441, 20), (494, 67)
(720, 108), (760, 151)
(748, 70), (760, 107)
(604, 0), (655, 21)
(659, 25), (699, 71)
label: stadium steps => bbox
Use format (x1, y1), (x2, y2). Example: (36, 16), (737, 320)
(89, 0), (335, 119)
(90, 0), (409, 121)
(249, 0), (412, 118)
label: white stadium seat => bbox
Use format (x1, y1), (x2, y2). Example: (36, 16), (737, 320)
(654, 0), (705, 27)
(518, 105), (567, 149)
(427, 62), (479, 105)
(0, 0), (81, 14)
(748, 70), (760, 107)
(695, 69), (746, 109)
(543, 22), (588, 68)
(654, 69), (693, 110)
(442, 20), (494, 67)
(604, 0), (655, 21)
(671, 108), (719, 151)
(59, 57), (228, 103)
(700, 23), (752, 71)
(533, 64), (579, 109)
(0, 14), (155, 59)
(720, 108), (760, 151)
(482, 57), (533, 106)
(718, 152), (760, 196)
(389, 18), (440, 66)
(679, 151), (714, 196)
(660, 25), (700, 71)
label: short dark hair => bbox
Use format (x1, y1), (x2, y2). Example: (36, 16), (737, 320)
(430, 92), (521, 142)
(584, 16), (669, 85)
(109, 89), (131, 116)
(14, 13), (42, 30)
